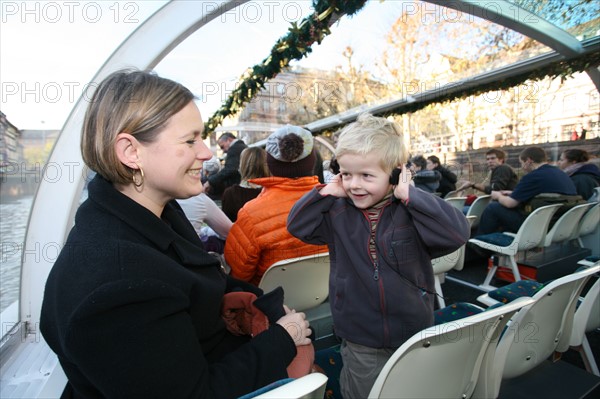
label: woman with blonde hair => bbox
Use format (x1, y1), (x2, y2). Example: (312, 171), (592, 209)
(222, 146), (270, 222)
(40, 69), (311, 398)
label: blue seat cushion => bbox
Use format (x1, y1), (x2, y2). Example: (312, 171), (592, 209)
(488, 280), (543, 304)
(434, 302), (485, 324)
(473, 232), (515, 247)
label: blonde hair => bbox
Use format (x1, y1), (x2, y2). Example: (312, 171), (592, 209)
(81, 69), (195, 184)
(239, 147), (270, 180)
(335, 113), (409, 173)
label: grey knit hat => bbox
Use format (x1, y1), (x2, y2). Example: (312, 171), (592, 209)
(265, 125), (316, 178)
(266, 125), (314, 162)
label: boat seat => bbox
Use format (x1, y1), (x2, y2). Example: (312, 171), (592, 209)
(0, 332), (67, 399)
(473, 265), (600, 398)
(444, 189), (466, 199)
(444, 196), (467, 211)
(249, 373), (328, 399)
(258, 253), (330, 313)
(542, 202), (595, 247)
(577, 203), (599, 248)
(431, 216), (475, 308)
(465, 195), (491, 230)
(468, 204), (562, 291)
(564, 274), (600, 376)
(368, 296), (534, 399)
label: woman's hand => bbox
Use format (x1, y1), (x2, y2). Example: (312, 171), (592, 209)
(319, 174), (347, 198)
(276, 307), (311, 346)
(393, 164), (412, 201)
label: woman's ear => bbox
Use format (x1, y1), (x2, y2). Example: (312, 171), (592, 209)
(114, 133), (140, 169)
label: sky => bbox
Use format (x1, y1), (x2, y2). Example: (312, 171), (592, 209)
(0, 0), (395, 131)
(1, 1), (169, 130)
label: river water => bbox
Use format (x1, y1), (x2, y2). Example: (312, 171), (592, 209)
(0, 195), (32, 314)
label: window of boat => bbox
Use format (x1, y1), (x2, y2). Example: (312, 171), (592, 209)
(0, 0), (167, 344)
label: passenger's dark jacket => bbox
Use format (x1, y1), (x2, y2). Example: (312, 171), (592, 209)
(288, 186), (470, 348)
(413, 170), (441, 193)
(40, 175), (296, 399)
(486, 164), (519, 194)
(208, 139), (247, 196)
(434, 165), (458, 198)
(570, 163), (600, 200)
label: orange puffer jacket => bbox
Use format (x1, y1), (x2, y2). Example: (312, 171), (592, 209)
(224, 176), (328, 286)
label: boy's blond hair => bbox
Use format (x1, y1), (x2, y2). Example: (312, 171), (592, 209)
(335, 113), (409, 173)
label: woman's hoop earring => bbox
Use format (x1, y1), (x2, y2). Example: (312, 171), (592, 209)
(132, 165), (145, 190)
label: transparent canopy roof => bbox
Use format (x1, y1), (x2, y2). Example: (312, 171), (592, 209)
(152, 0), (599, 134)
(5, 0), (599, 332)
(507, 0), (599, 40)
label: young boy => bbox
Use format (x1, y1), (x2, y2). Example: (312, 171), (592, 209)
(287, 113), (470, 398)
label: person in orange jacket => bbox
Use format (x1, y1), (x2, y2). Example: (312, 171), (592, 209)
(224, 125), (328, 286)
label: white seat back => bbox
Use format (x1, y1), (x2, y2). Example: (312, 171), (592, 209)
(573, 276), (600, 338)
(431, 247), (463, 308)
(258, 253), (330, 312)
(567, 275), (600, 375)
(368, 296), (534, 399)
(577, 203), (600, 246)
(474, 265), (600, 398)
(430, 216), (475, 307)
(253, 373), (328, 399)
(465, 195), (491, 229)
(444, 197), (467, 211)
(513, 204), (563, 252)
(431, 248), (463, 275)
(469, 204), (561, 288)
(543, 203), (594, 247)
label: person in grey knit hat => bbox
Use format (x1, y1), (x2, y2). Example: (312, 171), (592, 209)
(265, 125), (317, 178)
(224, 124), (327, 286)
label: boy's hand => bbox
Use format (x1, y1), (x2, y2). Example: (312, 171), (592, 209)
(393, 164), (412, 201)
(319, 174), (347, 198)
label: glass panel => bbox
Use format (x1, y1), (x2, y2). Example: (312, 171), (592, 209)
(0, 1), (166, 332)
(507, 0), (600, 40)
(156, 0), (598, 158)
(154, 0), (315, 144)
(162, 0), (563, 137)
(401, 71), (598, 156)
(288, 0), (554, 119)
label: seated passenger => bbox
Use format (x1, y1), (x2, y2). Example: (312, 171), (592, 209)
(222, 146), (270, 222)
(411, 154), (441, 193)
(477, 146), (577, 235)
(557, 149), (600, 201)
(426, 155), (457, 198)
(204, 132), (247, 200)
(200, 156), (222, 200)
(461, 148), (518, 194)
(177, 192), (232, 253)
(224, 125), (328, 286)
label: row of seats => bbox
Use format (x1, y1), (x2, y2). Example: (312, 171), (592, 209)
(445, 193), (492, 230)
(468, 202), (599, 290)
(262, 200), (598, 314)
(258, 264), (599, 398)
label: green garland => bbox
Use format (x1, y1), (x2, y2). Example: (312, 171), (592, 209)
(204, 0), (368, 137)
(204, 0), (599, 137)
(313, 49), (600, 136)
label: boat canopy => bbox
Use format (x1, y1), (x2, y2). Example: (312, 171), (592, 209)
(15, 0), (600, 331)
